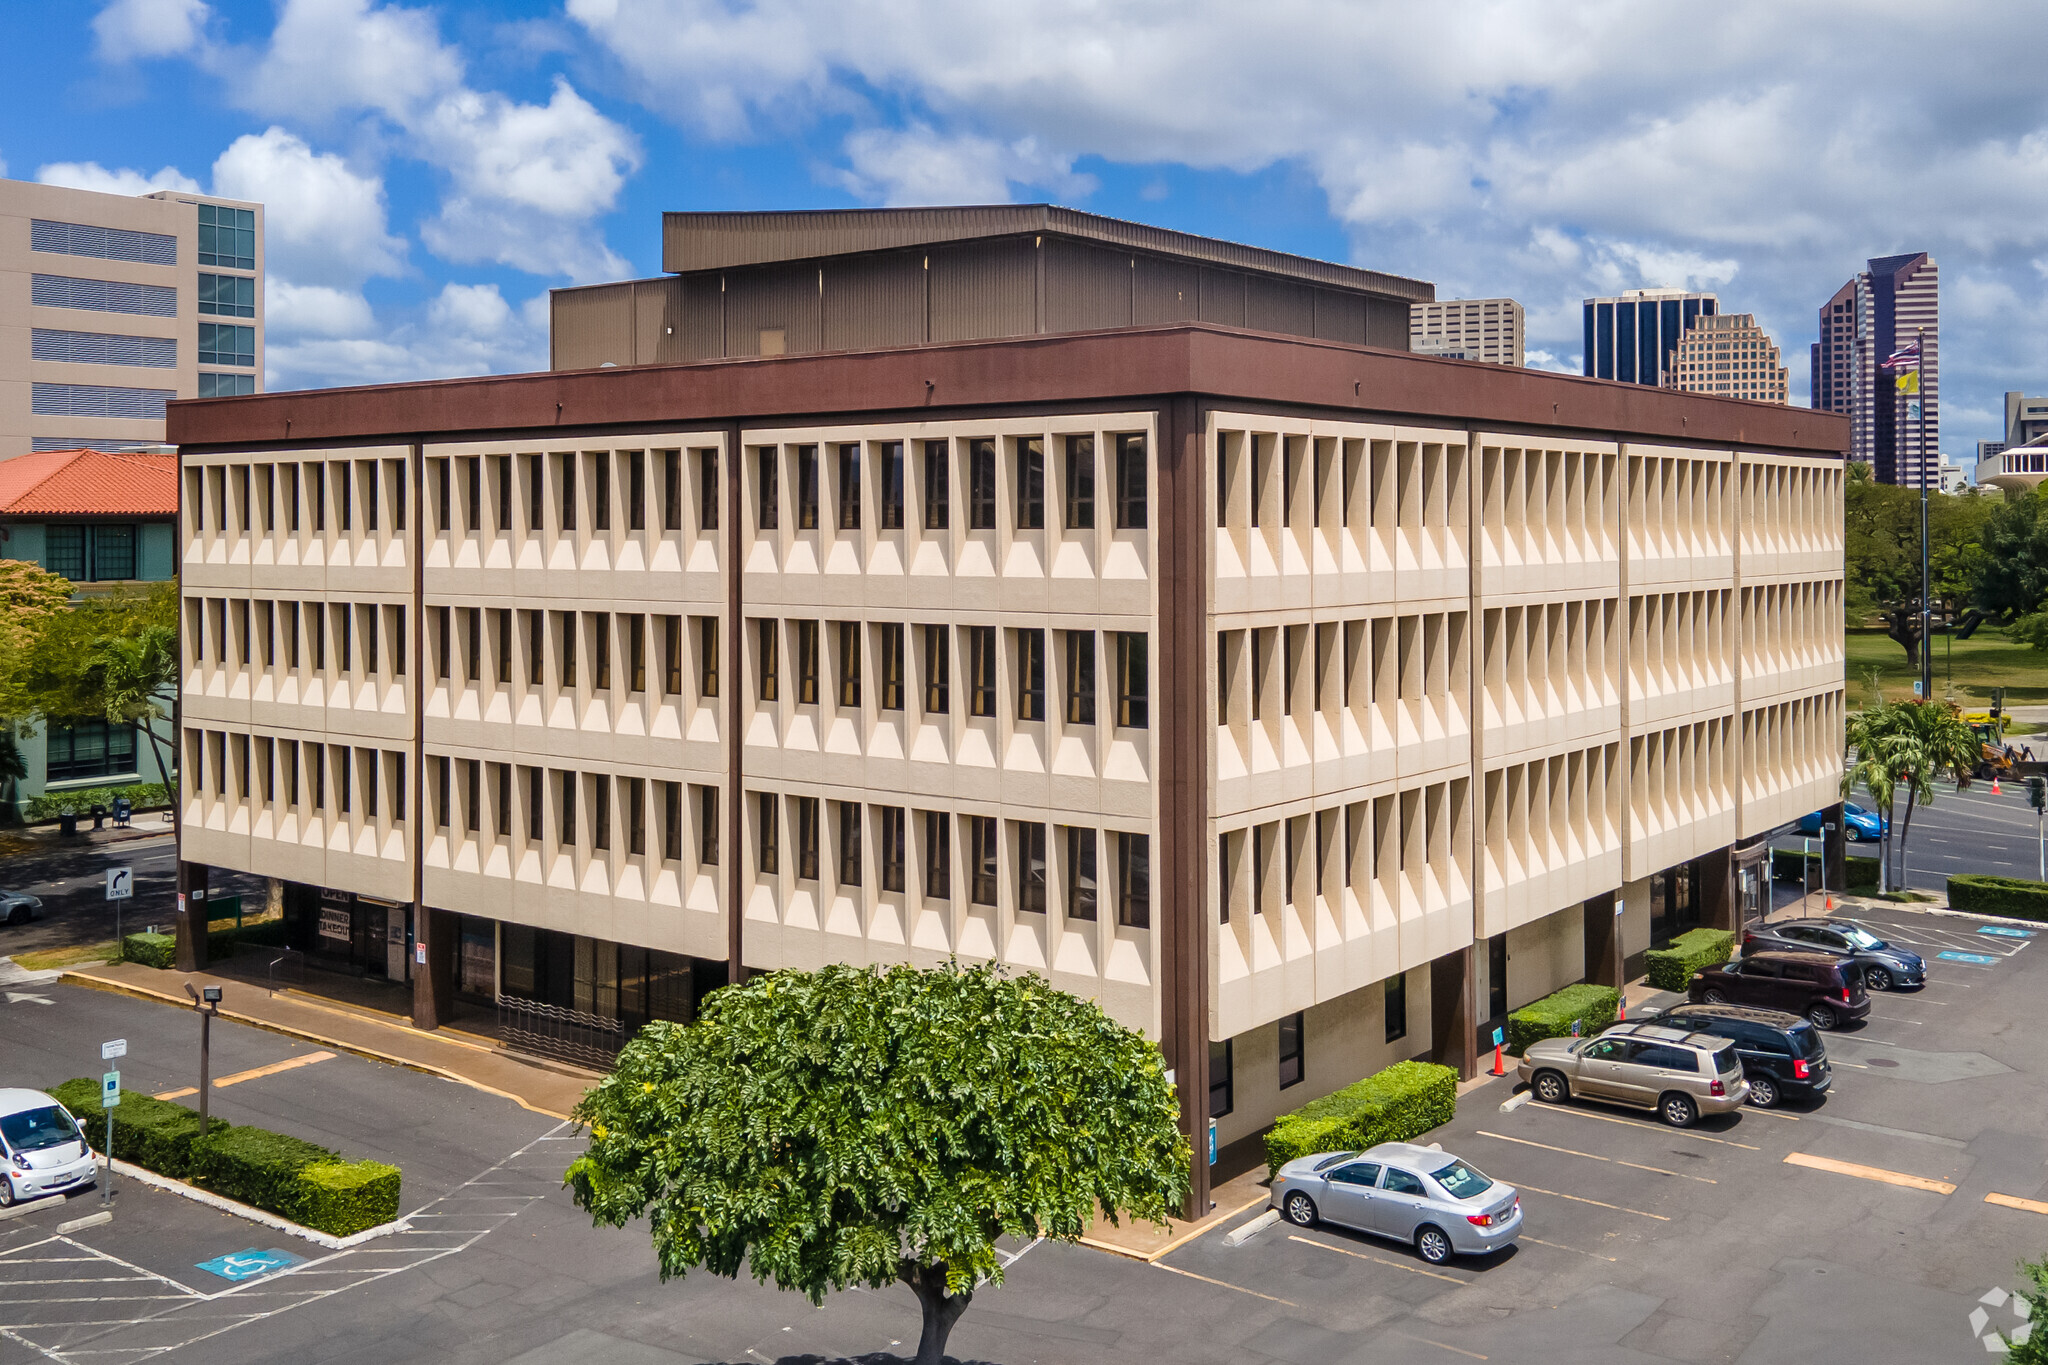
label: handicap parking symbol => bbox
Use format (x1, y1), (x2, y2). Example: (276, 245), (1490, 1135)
(196, 1247), (306, 1281)
(1937, 951), (2000, 965)
(1977, 926), (2036, 939)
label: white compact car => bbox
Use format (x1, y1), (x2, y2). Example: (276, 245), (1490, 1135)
(0, 1089), (98, 1205)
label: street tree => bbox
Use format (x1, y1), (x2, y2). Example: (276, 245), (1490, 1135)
(1843, 464), (1999, 661)
(566, 961), (1191, 1365)
(1844, 699), (1979, 890)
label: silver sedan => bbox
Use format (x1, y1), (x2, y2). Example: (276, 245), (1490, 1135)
(1270, 1141), (1522, 1264)
(0, 890), (41, 928)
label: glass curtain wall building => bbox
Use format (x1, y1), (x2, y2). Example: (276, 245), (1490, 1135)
(1582, 290), (1718, 387)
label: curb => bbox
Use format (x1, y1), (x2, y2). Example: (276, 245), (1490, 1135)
(1076, 1190), (1271, 1263)
(58, 970), (573, 1121)
(101, 1156), (406, 1250)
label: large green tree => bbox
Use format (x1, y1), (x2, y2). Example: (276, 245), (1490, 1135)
(1843, 699), (1980, 890)
(1844, 464), (2000, 661)
(566, 962), (1190, 1365)
(1975, 485), (2048, 650)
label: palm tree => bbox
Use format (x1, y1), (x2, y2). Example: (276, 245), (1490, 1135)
(1888, 700), (1982, 891)
(85, 624), (180, 835)
(1842, 707), (1908, 890)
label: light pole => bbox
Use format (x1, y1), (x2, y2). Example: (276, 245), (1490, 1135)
(183, 983), (222, 1133)
(1915, 326), (1932, 703)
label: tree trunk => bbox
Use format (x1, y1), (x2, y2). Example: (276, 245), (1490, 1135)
(902, 1260), (972, 1365)
(1897, 791), (1918, 895)
(142, 720), (177, 837)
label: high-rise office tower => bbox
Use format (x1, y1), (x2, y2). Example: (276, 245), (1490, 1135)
(1409, 298), (1524, 366)
(1811, 253), (1939, 486)
(1582, 289), (1717, 387)
(1664, 314), (1789, 403)
(1, 177), (264, 459)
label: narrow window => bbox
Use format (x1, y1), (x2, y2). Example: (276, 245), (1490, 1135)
(627, 450), (646, 531)
(879, 441), (904, 530)
(559, 769), (576, 846)
(1116, 433), (1148, 529)
(1016, 437), (1044, 529)
(837, 621), (861, 708)
(528, 453), (544, 531)
(496, 609), (512, 684)
(260, 465), (275, 531)
(1210, 1040), (1234, 1118)
(466, 759), (481, 833)
(1117, 831), (1151, 928)
(1117, 632), (1149, 729)
(924, 810), (951, 899)
(465, 456), (481, 533)
(922, 440), (949, 529)
(627, 776), (645, 855)
(592, 776), (610, 851)
(880, 806), (906, 893)
(465, 608), (481, 683)
(627, 615), (645, 692)
(1018, 822), (1047, 913)
(698, 447), (719, 531)
(287, 602), (301, 668)
(261, 600), (275, 666)
(1016, 629), (1045, 722)
(757, 792), (779, 874)
(663, 450), (681, 531)
(699, 785), (719, 865)
(1065, 630), (1095, 726)
(968, 626), (996, 717)
(663, 781), (682, 860)
(435, 457), (451, 532)
(310, 602), (325, 669)
(757, 619), (779, 702)
(593, 451), (611, 531)
(392, 751), (405, 821)
(970, 816), (997, 905)
(559, 453), (576, 531)
(922, 625), (949, 714)
(836, 442), (861, 530)
(362, 462), (378, 532)
(285, 739), (300, 807)
(436, 606), (451, 680)
(498, 763), (512, 838)
(757, 447), (779, 530)
(1065, 434), (1095, 529)
(309, 463), (325, 531)
(529, 766), (544, 843)
(286, 463), (301, 531)
(1385, 971), (1408, 1043)
(698, 617), (719, 697)
(664, 615), (683, 695)
(796, 796), (820, 880)
(969, 438), (996, 529)
(1277, 1011), (1305, 1089)
(527, 610), (544, 686)
(796, 445), (819, 529)
(878, 623), (904, 711)
(1219, 831), (1235, 925)
(595, 616), (611, 690)
(559, 612), (577, 688)
(336, 746), (350, 813)
(1067, 826), (1098, 921)
(797, 620), (820, 704)
(497, 454), (513, 532)
(337, 603), (351, 671)
(338, 462), (352, 530)
(837, 801), (861, 886)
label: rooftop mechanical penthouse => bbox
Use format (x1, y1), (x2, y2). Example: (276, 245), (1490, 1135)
(167, 210), (1848, 1218)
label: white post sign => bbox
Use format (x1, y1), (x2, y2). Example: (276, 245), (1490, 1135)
(101, 1039), (126, 1061)
(105, 867), (133, 900)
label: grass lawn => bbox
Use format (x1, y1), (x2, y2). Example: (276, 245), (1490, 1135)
(12, 940), (120, 972)
(1846, 626), (2048, 710)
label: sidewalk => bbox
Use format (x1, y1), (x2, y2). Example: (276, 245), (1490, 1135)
(61, 959), (596, 1119)
(0, 815), (174, 860)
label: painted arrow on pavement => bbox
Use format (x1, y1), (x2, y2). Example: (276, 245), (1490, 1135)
(5, 992), (54, 1005)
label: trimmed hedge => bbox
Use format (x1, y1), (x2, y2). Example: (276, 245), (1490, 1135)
(1644, 928), (1736, 992)
(1769, 849), (1881, 891)
(1507, 984), (1620, 1056)
(53, 1080), (401, 1236)
(23, 782), (170, 823)
(122, 932), (176, 968)
(1948, 874), (2048, 923)
(121, 920), (286, 969)
(1265, 1059), (1457, 1180)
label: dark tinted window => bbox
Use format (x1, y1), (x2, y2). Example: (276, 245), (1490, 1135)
(1382, 1169), (1426, 1196)
(1789, 1023), (1826, 1058)
(1583, 1038), (1628, 1061)
(1632, 1043), (1698, 1071)
(1741, 958), (1781, 978)
(1329, 1161), (1380, 1186)
(1710, 1045), (1741, 1074)
(1312, 1151), (1358, 1173)
(1747, 1028), (1792, 1056)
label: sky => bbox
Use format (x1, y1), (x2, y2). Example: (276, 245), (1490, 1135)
(5, 0), (2047, 455)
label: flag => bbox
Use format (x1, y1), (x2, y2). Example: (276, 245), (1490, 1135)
(1895, 369), (1920, 394)
(1882, 342), (1921, 371)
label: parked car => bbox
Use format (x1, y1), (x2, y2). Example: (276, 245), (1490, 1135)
(0, 1089), (97, 1207)
(1639, 1004), (1830, 1109)
(1741, 918), (1925, 991)
(1688, 950), (1869, 1029)
(1517, 1024), (1749, 1127)
(1795, 803), (1886, 842)
(1271, 1141), (1522, 1264)
(0, 889), (41, 928)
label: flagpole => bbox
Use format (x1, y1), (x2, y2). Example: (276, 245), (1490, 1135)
(1917, 325), (1932, 703)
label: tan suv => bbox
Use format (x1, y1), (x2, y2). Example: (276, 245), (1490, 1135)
(1517, 1023), (1750, 1127)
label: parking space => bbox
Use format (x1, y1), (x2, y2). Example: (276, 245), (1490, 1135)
(1160, 902), (2048, 1363)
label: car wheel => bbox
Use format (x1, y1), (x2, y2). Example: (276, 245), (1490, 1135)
(1702, 988), (1727, 1005)
(1532, 1070), (1569, 1105)
(4, 905), (25, 927)
(1283, 1192), (1318, 1228)
(1807, 1003), (1838, 1030)
(0, 1176), (14, 1208)
(1844, 826), (1862, 842)
(1660, 1092), (1698, 1128)
(1863, 966), (1892, 992)
(1415, 1225), (1454, 1265)
(1747, 1074), (1780, 1109)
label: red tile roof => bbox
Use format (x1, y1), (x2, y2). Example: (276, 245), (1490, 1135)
(0, 449), (179, 518)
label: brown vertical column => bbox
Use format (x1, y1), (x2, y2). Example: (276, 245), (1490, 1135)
(410, 442), (452, 1030)
(1822, 801), (1848, 900)
(1699, 846), (1735, 932)
(725, 422), (746, 986)
(1582, 892), (1622, 989)
(175, 861), (209, 972)
(1157, 396), (1211, 1219)
(1430, 947), (1476, 1080)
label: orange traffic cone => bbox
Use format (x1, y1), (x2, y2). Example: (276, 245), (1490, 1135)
(1994, 777), (2002, 795)
(1825, 893), (1834, 911)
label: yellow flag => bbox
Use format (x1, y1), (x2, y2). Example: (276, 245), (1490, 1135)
(1895, 369), (1920, 394)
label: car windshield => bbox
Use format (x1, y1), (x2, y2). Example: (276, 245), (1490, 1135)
(1430, 1159), (1494, 1200)
(1312, 1152), (1358, 1172)
(1844, 803), (1867, 816)
(0, 1106), (78, 1153)
(1788, 1023), (1826, 1059)
(1711, 1044), (1741, 1075)
(1841, 927), (1885, 950)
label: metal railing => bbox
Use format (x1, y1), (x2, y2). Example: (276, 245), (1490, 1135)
(497, 996), (625, 1070)
(267, 949), (305, 995)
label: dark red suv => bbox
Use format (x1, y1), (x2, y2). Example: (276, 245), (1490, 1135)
(1687, 951), (1870, 1030)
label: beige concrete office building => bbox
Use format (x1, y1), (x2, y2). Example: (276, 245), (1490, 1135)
(169, 210), (1847, 1210)
(1665, 313), (1790, 404)
(1409, 298), (1524, 366)
(1, 177), (263, 460)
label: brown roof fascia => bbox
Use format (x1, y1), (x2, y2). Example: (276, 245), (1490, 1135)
(169, 324), (1849, 457)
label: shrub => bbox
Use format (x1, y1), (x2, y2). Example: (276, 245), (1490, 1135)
(1264, 1059), (1457, 1180)
(1769, 849), (1880, 891)
(1948, 874), (2048, 923)
(1644, 928), (1736, 992)
(1507, 984), (1620, 1056)
(122, 932), (176, 968)
(23, 782), (170, 823)
(49, 1079), (401, 1236)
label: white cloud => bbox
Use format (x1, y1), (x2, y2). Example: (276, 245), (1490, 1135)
(836, 124), (1093, 205)
(36, 161), (201, 196)
(236, 0), (462, 126)
(210, 128), (407, 287)
(264, 281), (548, 391)
(93, 0), (210, 62)
(266, 281), (376, 338)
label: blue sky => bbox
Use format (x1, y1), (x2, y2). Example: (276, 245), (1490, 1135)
(6, 1), (2047, 456)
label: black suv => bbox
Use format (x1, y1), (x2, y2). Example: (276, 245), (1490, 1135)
(1646, 1003), (1830, 1108)
(1741, 918), (1925, 991)
(1688, 950), (1870, 1029)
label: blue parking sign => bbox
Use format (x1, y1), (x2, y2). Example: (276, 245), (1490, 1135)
(197, 1248), (305, 1281)
(1978, 926), (2035, 939)
(1936, 951), (1999, 965)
